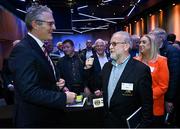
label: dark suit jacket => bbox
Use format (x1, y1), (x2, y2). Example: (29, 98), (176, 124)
(2, 59), (13, 89)
(100, 57), (153, 128)
(88, 52), (110, 92)
(8, 35), (66, 127)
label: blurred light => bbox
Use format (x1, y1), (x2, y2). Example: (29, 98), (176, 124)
(149, 14), (152, 16)
(16, 8), (27, 13)
(77, 5), (88, 10)
(127, 5), (135, 17)
(159, 9), (162, 12)
(172, 3), (176, 6)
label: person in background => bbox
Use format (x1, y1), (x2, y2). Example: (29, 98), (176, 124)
(84, 39), (110, 96)
(172, 41), (180, 50)
(85, 31), (153, 128)
(167, 33), (176, 44)
(80, 40), (96, 62)
(1, 40), (20, 105)
(53, 41), (65, 58)
(8, 5), (76, 127)
(150, 28), (180, 127)
(56, 39), (90, 95)
(104, 40), (110, 55)
(130, 34), (140, 57)
(135, 34), (169, 127)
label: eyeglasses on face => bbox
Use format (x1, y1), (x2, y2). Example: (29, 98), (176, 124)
(36, 20), (55, 26)
(110, 41), (126, 47)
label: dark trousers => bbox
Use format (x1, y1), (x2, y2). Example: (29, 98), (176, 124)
(151, 115), (165, 128)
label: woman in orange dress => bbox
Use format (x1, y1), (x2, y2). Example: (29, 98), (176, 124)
(134, 34), (169, 127)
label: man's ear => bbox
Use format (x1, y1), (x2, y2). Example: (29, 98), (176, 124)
(32, 20), (38, 30)
(125, 43), (130, 51)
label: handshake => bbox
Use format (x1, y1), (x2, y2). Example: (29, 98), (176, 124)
(56, 78), (76, 104)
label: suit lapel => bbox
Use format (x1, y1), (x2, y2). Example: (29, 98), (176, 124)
(110, 58), (135, 105)
(103, 62), (113, 108)
(25, 35), (56, 81)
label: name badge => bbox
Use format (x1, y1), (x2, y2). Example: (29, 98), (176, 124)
(93, 98), (104, 108)
(121, 83), (133, 91)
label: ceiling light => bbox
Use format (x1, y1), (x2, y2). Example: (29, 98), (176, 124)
(78, 13), (117, 24)
(16, 8), (27, 13)
(127, 6), (135, 17)
(103, 0), (112, 3)
(77, 5), (88, 10)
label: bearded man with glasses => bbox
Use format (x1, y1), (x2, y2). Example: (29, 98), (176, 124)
(85, 31), (153, 128)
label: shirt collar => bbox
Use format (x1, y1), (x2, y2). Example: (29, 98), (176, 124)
(97, 52), (106, 58)
(28, 32), (44, 49)
(111, 55), (130, 67)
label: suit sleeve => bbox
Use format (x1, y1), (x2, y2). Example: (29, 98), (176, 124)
(9, 46), (66, 109)
(138, 65), (153, 128)
(1, 60), (13, 88)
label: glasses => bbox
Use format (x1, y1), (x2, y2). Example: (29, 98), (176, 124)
(110, 41), (126, 47)
(36, 20), (55, 26)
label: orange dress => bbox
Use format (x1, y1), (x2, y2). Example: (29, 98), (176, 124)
(134, 55), (169, 116)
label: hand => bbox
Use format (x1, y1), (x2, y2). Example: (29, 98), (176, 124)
(8, 84), (14, 91)
(65, 91), (76, 104)
(84, 58), (94, 69)
(56, 78), (65, 90)
(94, 90), (102, 97)
(165, 102), (174, 113)
(84, 87), (91, 96)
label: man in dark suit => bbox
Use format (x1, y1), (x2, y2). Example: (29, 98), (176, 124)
(8, 5), (76, 127)
(79, 40), (96, 62)
(86, 31), (153, 127)
(85, 39), (110, 95)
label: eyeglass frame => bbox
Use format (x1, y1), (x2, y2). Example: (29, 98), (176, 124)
(110, 41), (126, 47)
(36, 20), (55, 27)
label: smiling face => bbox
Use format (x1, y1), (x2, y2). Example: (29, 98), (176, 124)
(30, 11), (56, 41)
(139, 36), (151, 56)
(95, 41), (106, 56)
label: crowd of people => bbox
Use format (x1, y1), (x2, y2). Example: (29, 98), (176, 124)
(0, 5), (180, 128)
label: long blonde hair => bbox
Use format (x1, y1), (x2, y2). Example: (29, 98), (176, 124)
(141, 34), (159, 61)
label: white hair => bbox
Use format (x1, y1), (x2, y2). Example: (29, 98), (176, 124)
(94, 39), (105, 46)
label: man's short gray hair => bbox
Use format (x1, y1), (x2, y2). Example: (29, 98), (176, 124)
(25, 5), (52, 31)
(149, 27), (167, 41)
(94, 39), (105, 46)
(113, 31), (133, 49)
